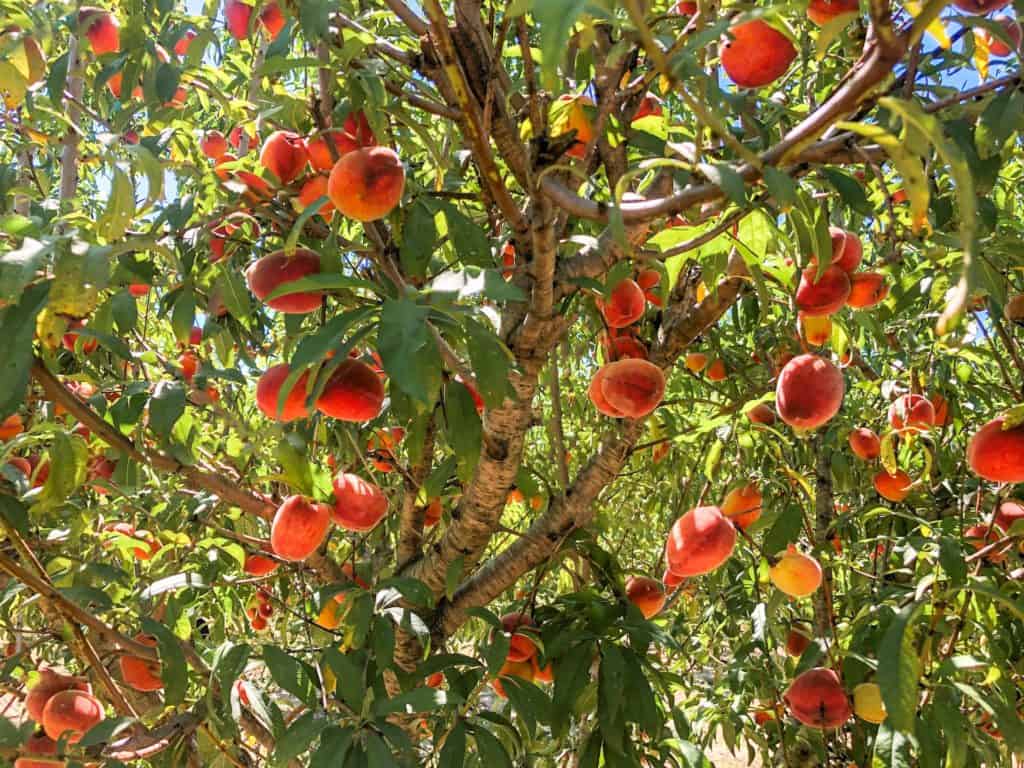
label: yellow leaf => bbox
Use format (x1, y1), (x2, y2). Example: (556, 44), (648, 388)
(973, 30), (990, 79)
(905, 0), (952, 49)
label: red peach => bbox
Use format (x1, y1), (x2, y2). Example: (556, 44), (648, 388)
(775, 354), (844, 430)
(720, 483), (762, 530)
(256, 364), (311, 422)
(784, 668), (851, 729)
(665, 505), (736, 577)
(200, 131), (228, 161)
(259, 131), (308, 185)
(245, 249), (323, 314)
(78, 7), (120, 54)
(994, 499), (1024, 531)
(873, 470), (912, 502)
(243, 553), (279, 576)
(625, 576), (666, 618)
(848, 427), (881, 460)
(807, 0), (859, 24)
(119, 634), (163, 692)
(720, 20), (796, 88)
(796, 264), (852, 317)
(331, 472), (388, 532)
(315, 359), (385, 422)
(270, 495), (332, 562)
(601, 279), (646, 328)
(41, 690), (104, 743)
(968, 417), (1024, 483)
(327, 146), (405, 222)
(598, 358), (666, 419)
(847, 272), (889, 309)
(888, 393), (935, 434)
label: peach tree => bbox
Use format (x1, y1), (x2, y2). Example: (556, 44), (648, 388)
(1, 0), (1023, 765)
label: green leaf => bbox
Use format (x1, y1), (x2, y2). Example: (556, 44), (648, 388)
(264, 645), (318, 707)
(36, 432), (87, 507)
(464, 318), (514, 409)
(0, 496), (29, 537)
(822, 167), (873, 216)
(170, 288), (195, 344)
(0, 237), (52, 304)
(264, 273), (378, 303)
(762, 167), (798, 209)
(322, 648), (365, 710)
(273, 710), (329, 765)
(873, 721), (915, 768)
(375, 687), (446, 716)
(444, 380), (482, 482)
(276, 437), (314, 495)
(140, 617), (189, 706)
(310, 726), (353, 768)
(877, 603), (923, 734)
(154, 61), (181, 104)
(149, 381), (186, 437)
(438, 719), (466, 768)
(211, 642), (251, 707)
(698, 163), (747, 206)
(472, 725), (513, 768)
(0, 281), (48, 418)
(400, 199), (439, 278)
(97, 166), (135, 242)
(378, 299), (442, 405)
(75, 716), (136, 748)
(533, 0), (588, 89)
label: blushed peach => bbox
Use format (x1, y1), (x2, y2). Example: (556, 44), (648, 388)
(786, 625), (812, 657)
(720, 20), (796, 88)
(873, 469), (912, 502)
(297, 175), (334, 221)
(930, 393), (949, 426)
(256, 364), (311, 422)
(224, 0), (253, 39)
(315, 359), (385, 422)
(258, 2), (284, 39)
(599, 358), (666, 419)
(994, 499), (1024, 531)
(0, 413), (24, 440)
(200, 131), (228, 161)
(847, 271), (889, 309)
(967, 417), (1024, 483)
(800, 314), (831, 346)
(826, 227), (862, 272)
(243, 552), (279, 576)
(776, 354), (844, 430)
(174, 29), (197, 56)
(625, 576), (666, 618)
(888, 393), (935, 433)
(41, 690), (104, 743)
(119, 634), (163, 692)
(706, 358), (727, 381)
(331, 472), (388, 532)
(491, 659), (534, 699)
(497, 612), (537, 663)
(784, 668), (851, 729)
(78, 7), (119, 54)
(848, 427), (880, 460)
(685, 352), (708, 373)
(307, 112), (377, 170)
(770, 546), (822, 598)
(259, 131), (308, 185)
(424, 497), (442, 527)
(245, 249), (323, 314)
(808, 0), (859, 23)
(633, 94), (664, 120)
(601, 279), (646, 328)
(665, 506), (736, 577)
(26, 669), (91, 724)
(552, 94), (594, 159)
(327, 146), (405, 222)
(796, 264), (851, 317)
(964, 523), (1006, 563)
(636, 268), (663, 306)
(270, 495), (332, 562)
(746, 403), (776, 425)
(721, 483), (762, 530)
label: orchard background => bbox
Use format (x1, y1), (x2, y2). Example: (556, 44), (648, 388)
(2, 0), (1024, 764)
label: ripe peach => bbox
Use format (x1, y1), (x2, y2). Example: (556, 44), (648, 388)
(994, 499), (1024, 531)
(86, 455), (116, 494)
(633, 94), (664, 121)
(315, 359), (385, 422)
(589, 366), (624, 417)
(424, 497), (442, 527)
(307, 112), (377, 170)
(808, 0), (859, 24)
(259, 2), (284, 39)
(119, 634), (162, 692)
(245, 249), (323, 314)
(1006, 293), (1024, 323)
(785, 626), (812, 657)
(930, 393), (949, 426)
(848, 427), (880, 460)
(685, 352), (708, 373)
(174, 29), (197, 56)
(256, 364), (311, 422)
(873, 469), (912, 502)
(635, 268), (662, 306)
(15, 730), (61, 768)
(531, 656), (554, 683)
(224, 0), (253, 39)
(179, 350), (198, 383)
(665, 506), (736, 577)
(491, 659), (534, 699)
(967, 417), (1024, 483)
(888, 393), (935, 434)
(127, 283), (150, 297)
(978, 15), (1022, 56)
(847, 272), (889, 309)
(784, 668), (851, 729)
(800, 314), (832, 346)
(826, 227), (862, 272)
(720, 20), (796, 88)
(721, 483), (762, 530)
(601, 279), (646, 328)
(270, 495), (332, 562)
(0, 413), (24, 440)
(952, 0), (1010, 13)
(605, 334), (648, 361)
(327, 146), (405, 222)
(552, 94), (594, 159)
(243, 552), (279, 576)
(964, 523), (1006, 563)
(746, 403), (776, 425)
(200, 131), (228, 161)
(259, 131), (308, 185)
(62, 321), (98, 355)
(776, 354), (844, 430)
(770, 546), (822, 598)
(228, 126), (258, 153)
(706, 358), (727, 381)
(42, 689), (104, 743)
(674, 0), (698, 13)
(26, 669), (91, 723)
(78, 7), (120, 54)
(500, 242), (516, 279)
(663, 568), (684, 588)
(331, 473), (388, 532)
(625, 576), (666, 619)
(598, 358), (666, 419)
(796, 264), (852, 317)
(498, 613), (537, 663)
(297, 175), (334, 221)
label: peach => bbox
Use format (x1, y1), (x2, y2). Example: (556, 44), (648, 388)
(633, 94), (664, 121)
(270, 495), (332, 562)
(663, 568), (684, 588)
(426, 672), (444, 689)
(706, 358), (727, 381)
(62, 321), (97, 355)
(848, 427), (881, 460)
(967, 417), (1024, 483)
(552, 94), (594, 159)
(847, 271), (889, 309)
(625, 576), (666, 618)
(331, 473), (388, 532)
(826, 227), (862, 272)
(531, 657), (554, 683)
(243, 552), (279, 576)
(720, 20), (796, 88)
(636, 268), (663, 306)
(78, 7), (119, 54)
(674, 0), (698, 13)
(0, 413), (24, 440)
(721, 483), (762, 530)
(26, 669), (91, 723)
(86, 455), (115, 494)
(245, 249), (323, 314)
(776, 354), (844, 430)
(930, 393), (949, 426)
(598, 358), (665, 419)
(800, 314), (831, 346)
(224, 0), (253, 39)
(315, 359), (385, 422)
(256, 364), (311, 422)
(15, 730), (61, 768)
(259, 131), (308, 185)
(297, 175), (334, 221)
(228, 126), (258, 153)
(327, 146), (405, 222)
(796, 264), (851, 317)
(665, 506), (736, 577)
(994, 499), (1024, 531)
(491, 659), (534, 699)
(785, 626), (812, 657)
(174, 29), (197, 56)
(119, 634), (163, 692)
(307, 112), (377, 171)
(500, 242), (516, 279)
(873, 469), (912, 502)
(964, 523), (1006, 563)
(770, 546), (822, 598)
(784, 668), (851, 729)
(607, 334), (648, 361)
(952, 0), (1010, 13)
(746, 403), (776, 425)
(424, 497), (442, 527)
(498, 613), (537, 663)
(808, 0), (859, 24)
(179, 350), (198, 382)
(979, 16), (1022, 56)
(600, 279), (646, 328)
(42, 689), (104, 743)
(888, 393), (935, 433)
(200, 131), (228, 161)
(259, 2), (284, 39)
(127, 283), (150, 297)
(685, 352), (708, 373)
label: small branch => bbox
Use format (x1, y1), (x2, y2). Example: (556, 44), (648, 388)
(383, 0), (429, 36)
